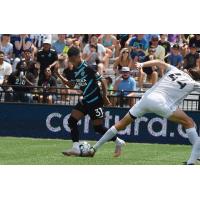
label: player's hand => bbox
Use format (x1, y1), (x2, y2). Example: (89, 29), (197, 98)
(135, 62), (143, 70)
(103, 96), (112, 106)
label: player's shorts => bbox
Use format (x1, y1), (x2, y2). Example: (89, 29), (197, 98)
(129, 93), (176, 119)
(74, 99), (104, 120)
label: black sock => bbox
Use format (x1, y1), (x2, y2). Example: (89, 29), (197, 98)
(68, 117), (79, 142)
(70, 126), (79, 143)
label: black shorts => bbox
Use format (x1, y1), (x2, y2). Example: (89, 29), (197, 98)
(74, 100), (104, 120)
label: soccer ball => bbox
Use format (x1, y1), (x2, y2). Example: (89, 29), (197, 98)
(79, 141), (91, 157)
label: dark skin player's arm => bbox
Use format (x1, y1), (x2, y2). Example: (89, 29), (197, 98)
(55, 66), (75, 88)
(100, 78), (111, 106)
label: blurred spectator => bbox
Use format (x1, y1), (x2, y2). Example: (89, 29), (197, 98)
(0, 34), (13, 63)
(129, 52), (146, 91)
(168, 34), (179, 44)
(158, 34), (171, 56)
(189, 34), (200, 53)
(36, 39), (58, 83)
(52, 34), (69, 69)
(6, 58), (35, 103)
(142, 46), (158, 86)
(116, 34), (130, 49)
(144, 34), (160, 44)
(105, 76), (114, 95)
(84, 44), (100, 71)
(30, 34), (52, 49)
(0, 51), (12, 100)
(99, 34), (121, 57)
(12, 34), (33, 71)
(38, 68), (57, 104)
(183, 43), (200, 80)
(128, 34), (148, 56)
(180, 43), (189, 58)
(112, 67), (136, 107)
(113, 48), (131, 76)
(83, 34), (108, 74)
(13, 34), (32, 58)
(167, 44), (183, 69)
(17, 49), (39, 79)
(150, 35), (165, 76)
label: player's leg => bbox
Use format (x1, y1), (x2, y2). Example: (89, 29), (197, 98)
(168, 109), (200, 164)
(62, 103), (86, 156)
(86, 98), (146, 156)
(91, 113), (134, 154)
(92, 118), (125, 157)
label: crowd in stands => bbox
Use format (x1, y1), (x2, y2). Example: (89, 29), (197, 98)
(0, 34), (200, 106)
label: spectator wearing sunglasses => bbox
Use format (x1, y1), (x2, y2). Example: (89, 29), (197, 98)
(113, 48), (132, 76)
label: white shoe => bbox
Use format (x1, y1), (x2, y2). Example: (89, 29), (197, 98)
(114, 138), (126, 157)
(62, 147), (81, 156)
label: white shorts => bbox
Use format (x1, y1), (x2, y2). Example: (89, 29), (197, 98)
(129, 93), (176, 119)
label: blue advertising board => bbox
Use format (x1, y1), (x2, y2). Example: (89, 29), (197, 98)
(0, 103), (200, 144)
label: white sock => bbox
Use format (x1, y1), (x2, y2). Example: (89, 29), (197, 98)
(186, 127), (199, 145)
(93, 126), (118, 150)
(73, 142), (79, 149)
(187, 138), (200, 164)
(115, 137), (123, 145)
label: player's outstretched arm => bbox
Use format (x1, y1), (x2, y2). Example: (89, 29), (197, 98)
(55, 66), (75, 88)
(136, 60), (169, 71)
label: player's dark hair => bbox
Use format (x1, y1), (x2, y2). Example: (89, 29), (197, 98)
(67, 46), (80, 58)
(0, 50), (4, 55)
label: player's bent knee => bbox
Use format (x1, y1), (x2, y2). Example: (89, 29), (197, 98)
(68, 116), (78, 129)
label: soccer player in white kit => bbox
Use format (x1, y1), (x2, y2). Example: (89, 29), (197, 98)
(86, 60), (200, 165)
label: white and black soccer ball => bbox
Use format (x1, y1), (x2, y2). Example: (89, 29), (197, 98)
(79, 141), (91, 156)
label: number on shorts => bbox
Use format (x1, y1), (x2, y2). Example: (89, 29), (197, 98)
(168, 73), (187, 89)
(94, 108), (103, 118)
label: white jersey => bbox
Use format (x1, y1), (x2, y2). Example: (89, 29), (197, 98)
(129, 64), (200, 118)
(143, 65), (195, 109)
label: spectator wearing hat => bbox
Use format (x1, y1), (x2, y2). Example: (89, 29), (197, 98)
(36, 39), (58, 84)
(167, 44), (183, 69)
(112, 67), (136, 107)
(183, 43), (200, 80)
(0, 34), (13, 63)
(189, 34), (200, 53)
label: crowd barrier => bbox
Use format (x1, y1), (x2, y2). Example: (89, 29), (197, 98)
(0, 103), (200, 144)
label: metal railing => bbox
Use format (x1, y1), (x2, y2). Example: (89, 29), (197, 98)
(0, 85), (200, 111)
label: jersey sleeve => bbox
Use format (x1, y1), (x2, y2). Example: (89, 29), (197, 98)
(87, 67), (102, 81)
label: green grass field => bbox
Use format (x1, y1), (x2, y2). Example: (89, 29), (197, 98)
(0, 137), (198, 165)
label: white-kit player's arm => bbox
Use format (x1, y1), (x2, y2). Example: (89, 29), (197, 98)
(135, 60), (172, 72)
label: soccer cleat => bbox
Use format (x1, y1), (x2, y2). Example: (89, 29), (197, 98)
(62, 147), (81, 156)
(114, 138), (126, 157)
(182, 161), (195, 165)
